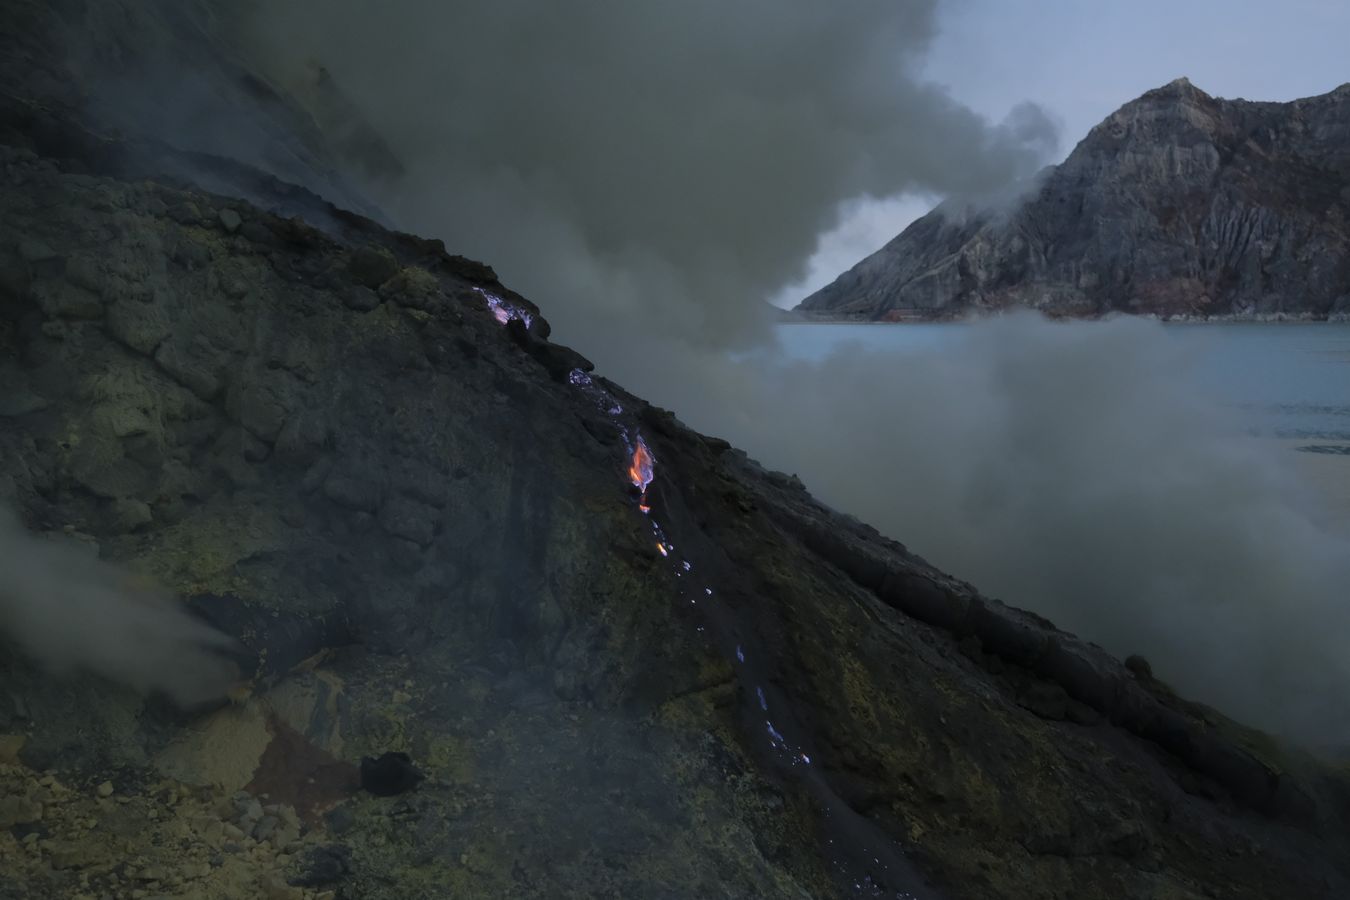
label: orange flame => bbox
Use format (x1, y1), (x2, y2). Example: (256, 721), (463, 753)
(629, 436), (656, 513)
(628, 439), (654, 492)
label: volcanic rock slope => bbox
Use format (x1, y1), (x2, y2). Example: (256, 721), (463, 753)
(798, 79), (1350, 321)
(1, 5), (1350, 899)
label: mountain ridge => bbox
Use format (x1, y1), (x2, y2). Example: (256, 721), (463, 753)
(797, 80), (1350, 321)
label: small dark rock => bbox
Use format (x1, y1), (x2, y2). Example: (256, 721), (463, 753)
(1125, 654), (1153, 679)
(252, 814), (279, 841)
(348, 246), (399, 289)
(360, 751), (424, 797)
(342, 285), (381, 312)
(323, 804), (355, 835)
(289, 843), (352, 887)
(377, 266), (440, 309)
(169, 233), (210, 269)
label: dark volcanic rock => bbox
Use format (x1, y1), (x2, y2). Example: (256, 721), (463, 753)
(289, 842), (353, 887)
(360, 752), (424, 797)
(800, 78), (1350, 321)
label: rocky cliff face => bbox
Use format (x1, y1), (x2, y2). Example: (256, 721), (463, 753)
(798, 79), (1350, 321)
(2, 7), (1350, 899)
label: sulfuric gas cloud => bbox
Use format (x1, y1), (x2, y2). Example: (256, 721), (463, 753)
(650, 316), (1350, 746)
(232, 0), (1057, 350)
(230, 2), (1350, 744)
(0, 510), (236, 706)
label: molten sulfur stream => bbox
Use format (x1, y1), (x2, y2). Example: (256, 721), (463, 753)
(628, 435), (655, 512)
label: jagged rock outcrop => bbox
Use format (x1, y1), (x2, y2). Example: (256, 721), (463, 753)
(2, 6), (1350, 899)
(798, 78), (1350, 321)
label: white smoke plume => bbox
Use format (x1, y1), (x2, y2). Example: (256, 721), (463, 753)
(652, 315), (1350, 744)
(229, 0), (1056, 351)
(0, 510), (236, 706)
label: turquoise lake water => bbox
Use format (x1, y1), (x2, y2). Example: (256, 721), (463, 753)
(775, 322), (1350, 441)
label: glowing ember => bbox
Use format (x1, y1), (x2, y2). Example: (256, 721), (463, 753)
(627, 432), (658, 516)
(628, 435), (655, 493)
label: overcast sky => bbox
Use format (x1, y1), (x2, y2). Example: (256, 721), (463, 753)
(775, 0), (1350, 306)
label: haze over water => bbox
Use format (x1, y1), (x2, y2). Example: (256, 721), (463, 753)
(779, 321), (1350, 435)
(775, 320), (1350, 528)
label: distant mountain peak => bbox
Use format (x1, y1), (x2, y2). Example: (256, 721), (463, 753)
(1132, 76), (1216, 108)
(797, 82), (1350, 322)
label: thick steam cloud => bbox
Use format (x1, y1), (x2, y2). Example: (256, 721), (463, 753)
(653, 315), (1350, 745)
(0, 510), (236, 706)
(232, 0), (1056, 352)
(228, 2), (1350, 744)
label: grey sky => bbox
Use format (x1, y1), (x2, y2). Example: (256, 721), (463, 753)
(927, 0), (1348, 153)
(776, 0), (1350, 305)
